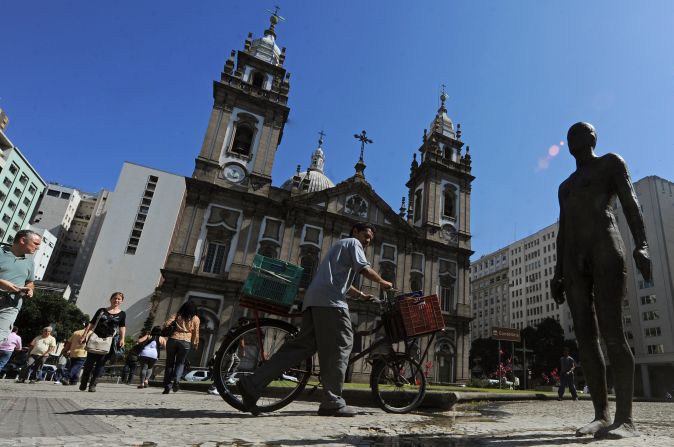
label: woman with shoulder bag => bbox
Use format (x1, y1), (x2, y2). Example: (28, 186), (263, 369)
(136, 326), (162, 389)
(161, 301), (199, 394)
(79, 292), (126, 392)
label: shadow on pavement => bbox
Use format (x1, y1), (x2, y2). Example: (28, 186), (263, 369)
(58, 407), (251, 419)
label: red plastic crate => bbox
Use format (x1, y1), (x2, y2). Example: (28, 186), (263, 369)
(398, 294), (444, 337)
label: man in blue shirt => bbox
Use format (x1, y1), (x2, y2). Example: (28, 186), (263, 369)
(0, 230), (40, 344)
(238, 222), (393, 417)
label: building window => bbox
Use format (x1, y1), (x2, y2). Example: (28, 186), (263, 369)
(411, 253), (424, 272)
(9, 163), (18, 175)
(7, 201), (16, 210)
(0, 192), (5, 201)
(251, 71), (265, 89)
(379, 261), (396, 299)
(1, 214), (9, 223)
(643, 310), (659, 321)
(22, 197), (30, 206)
(439, 259), (457, 311)
(262, 218), (281, 240)
(299, 247), (320, 289)
(640, 294), (656, 305)
(19, 174), (28, 185)
(125, 175), (159, 254)
(28, 184), (37, 195)
(203, 242), (228, 274)
(381, 244), (396, 262)
(3, 178), (12, 188)
(302, 225), (322, 246)
(257, 242), (279, 259)
(644, 327), (661, 337)
(647, 344), (664, 355)
(413, 189), (423, 222)
(443, 184), (457, 219)
(230, 120), (255, 157)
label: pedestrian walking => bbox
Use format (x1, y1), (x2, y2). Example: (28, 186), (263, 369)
(237, 222), (393, 417)
(121, 344), (140, 385)
(62, 324), (88, 385)
(0, 230), (40, 344)
(17, 326), (56, 383)
(0, 325), (22, 371)
(161, 301), (200, 394)
(558, 347), (578, 401)
(135, 326), (161, 389)
(79, 292), (126, 392)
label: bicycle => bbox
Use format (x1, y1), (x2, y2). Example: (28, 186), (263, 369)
(212, 284), (442, 414)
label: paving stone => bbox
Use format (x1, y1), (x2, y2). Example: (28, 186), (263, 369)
(1, 380), (672, 446)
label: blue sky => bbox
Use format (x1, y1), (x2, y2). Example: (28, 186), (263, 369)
(3, 1), (673, 258)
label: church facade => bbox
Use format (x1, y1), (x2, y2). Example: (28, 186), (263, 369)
(153, 14), (475, 384)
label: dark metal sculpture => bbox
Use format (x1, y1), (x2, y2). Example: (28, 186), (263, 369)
(551, 122), (651, 438)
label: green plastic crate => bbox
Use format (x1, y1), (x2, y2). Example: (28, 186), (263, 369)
(241, 255), (304, 308)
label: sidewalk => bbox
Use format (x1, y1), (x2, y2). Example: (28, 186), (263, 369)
(0, 380), (672, 446)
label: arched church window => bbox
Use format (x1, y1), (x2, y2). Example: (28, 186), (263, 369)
(379, 261), (396, 300)
(251, 71), (265, 89)
(257, 241), (279, 259)
(443, 185), (456, 219)
(299, 247), (319, 289)
(414, 189), (423, 222)
(231, 124), (254, 157)
(439, 259), (457, 311)
(410, 272), (424, 293)
(203, 239), (230, 274)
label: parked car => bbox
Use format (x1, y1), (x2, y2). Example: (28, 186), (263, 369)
(183, 369), (211, 382)
(487, 378), (514, 388)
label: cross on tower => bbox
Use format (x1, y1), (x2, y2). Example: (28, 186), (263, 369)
(353, 130), (373, 161)
(266, 6), (286, 22)
(318, 130), (326, 146)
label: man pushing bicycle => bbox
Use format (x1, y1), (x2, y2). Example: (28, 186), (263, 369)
(238, 222), (393, 417)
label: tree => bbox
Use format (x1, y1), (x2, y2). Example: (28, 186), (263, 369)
(469, 337), (499, 377)
(15, 290), (89, 344)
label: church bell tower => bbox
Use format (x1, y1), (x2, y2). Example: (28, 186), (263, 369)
(192, 12), (291, 193)
(406, 91), (474, 251)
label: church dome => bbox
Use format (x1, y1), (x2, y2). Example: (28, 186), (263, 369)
(429, 91), (455, 138)
(281, 169), (335, 192)
(250, 14), (282, 65)
(250, 33), (281, 65)
(281, 134), (335, 193)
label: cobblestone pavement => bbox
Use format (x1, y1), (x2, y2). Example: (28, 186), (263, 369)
(0, 380), (672, 446)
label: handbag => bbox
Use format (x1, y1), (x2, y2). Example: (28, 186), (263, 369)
(85, 311), (114, 355)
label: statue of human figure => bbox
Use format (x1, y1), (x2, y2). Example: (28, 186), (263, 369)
(551, 122), (651, 438)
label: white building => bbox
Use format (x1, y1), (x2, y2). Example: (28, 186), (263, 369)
(76, 162), (185, 335)
(470, 223), (573, 339)
(469, 248), (509, 340)
(471, 175), (674, 397)
(27, 224), (56, 281)
(0, 128), (46, 243)
(614, 175), (674, 397)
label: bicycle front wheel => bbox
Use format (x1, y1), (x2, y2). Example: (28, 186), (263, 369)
(371, 354), (426, 413)
(213, 318), (312, 413)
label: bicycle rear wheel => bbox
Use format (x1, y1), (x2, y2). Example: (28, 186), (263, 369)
(371, 354), (426, 413)
(213, 318), (312, 413)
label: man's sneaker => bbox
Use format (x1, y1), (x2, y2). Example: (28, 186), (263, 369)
(53, 381), (61, 385)
(207, 386), (220, 395)
(317, 406), (358, 417)
(29, 380), (36, 384)
(237, 377), (260, 416)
